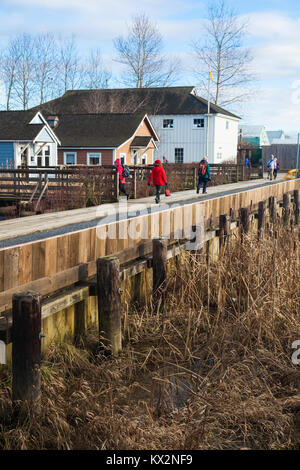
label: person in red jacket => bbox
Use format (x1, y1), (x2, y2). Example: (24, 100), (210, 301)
(114, 158), (129, 199)
(148, 159), (167, 203)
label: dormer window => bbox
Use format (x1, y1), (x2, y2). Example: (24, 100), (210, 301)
(47, 116), (59, 128)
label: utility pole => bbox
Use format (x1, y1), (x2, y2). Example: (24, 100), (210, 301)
(296, 132), (300, 178)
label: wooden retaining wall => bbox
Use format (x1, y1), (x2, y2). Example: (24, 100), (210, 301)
(0, 179), (299, 317)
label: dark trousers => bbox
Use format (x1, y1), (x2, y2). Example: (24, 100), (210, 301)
(197, 176), (208, 193)
(119, 183), (128, 196)
(155, 185), (162, 200)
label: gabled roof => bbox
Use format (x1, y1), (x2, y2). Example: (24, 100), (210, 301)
(0, 110), (61, 144)
(0, 111), (44, 141)
(33, 86), (240, 119)
(54, 113), (158, 147)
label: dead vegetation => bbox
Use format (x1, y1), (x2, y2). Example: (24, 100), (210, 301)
(0, 224), (299, 450)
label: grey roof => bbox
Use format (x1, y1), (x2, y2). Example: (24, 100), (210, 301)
(266, 130), (285, 144)
(33, 86), (240, 119)
(130, 136), (152, 148)
(239, 125), (266, 137)
(54, 113), (157, 147)
(0, 110), (44, 141)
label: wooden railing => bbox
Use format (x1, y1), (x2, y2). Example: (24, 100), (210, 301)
(0, 163), (263, 213)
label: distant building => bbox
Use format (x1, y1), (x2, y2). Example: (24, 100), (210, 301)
(49, 113), (159, 166)
(266, 130), (285, 145)
(239, 125), (270, 147)
(34, 86), (241, 164)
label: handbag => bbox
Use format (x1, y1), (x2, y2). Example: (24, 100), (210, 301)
(165, 185), (171, 197)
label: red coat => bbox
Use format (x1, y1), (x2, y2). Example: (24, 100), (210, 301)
(115, 159), (125, 184)
(148, 166), (167, 186)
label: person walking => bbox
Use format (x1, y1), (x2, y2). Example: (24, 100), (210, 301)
(267, 155), (276, 181)
(148, 159), (167, 204)
(114, 158), (129, 199)
(196, 156), (211, 194)
(274, 157), (280, 180)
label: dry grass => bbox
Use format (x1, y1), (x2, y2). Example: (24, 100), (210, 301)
(0, 223), (299, 450)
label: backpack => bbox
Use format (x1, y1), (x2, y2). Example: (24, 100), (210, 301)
(198, 161), (207, 176)
(267, 159), (272, 168)
(122, 164), (130, 178)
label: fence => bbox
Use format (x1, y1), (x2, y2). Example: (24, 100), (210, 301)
(0, 163), (262, 213)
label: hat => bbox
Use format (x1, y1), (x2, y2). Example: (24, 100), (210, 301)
(155, 159), (162, 165)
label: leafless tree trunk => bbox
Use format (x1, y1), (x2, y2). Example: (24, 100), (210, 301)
(192, 0), (253, 106)
(34, 33), (58, 104)
(83, 48), (111, 89)
(114, 13), (180, 88)
(56, 35), (83, 95)
(13, 34), (36, 110)
(0, 37), (21, 110)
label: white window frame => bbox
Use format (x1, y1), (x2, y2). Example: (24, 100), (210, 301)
(163, 119), (174, 129)
(193, 118), (205, 129)
(87, 152), (101, 165)
(175, 148), (184, 163)
(64, 151), (77, 165)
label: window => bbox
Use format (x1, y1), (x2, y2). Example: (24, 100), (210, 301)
(45, 157), (50, 167)
(45, 146), (50, 156)
(175, 148), (184, 163)
(163, 119), (174, 129)
(217, 152), (222, 160)
(226, 121), (229, 129)
(37, 156), (42, 167)
(64, 152), (77, 165)
(193, 118), (204, 128)
(142, 154), (147, 165)
(119, 153), (126, 164)
(88, 153), (101, 165)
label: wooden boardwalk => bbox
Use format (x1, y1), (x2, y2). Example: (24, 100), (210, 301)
(0, 176), (281, 246)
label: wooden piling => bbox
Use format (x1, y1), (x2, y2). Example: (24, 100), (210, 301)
(97, 256), (122, 355)
(294, 189), (299, 225)
(12, 290), (42, 411)
(283, 193), (291, 226)
(240, 207), (249, 234)
(268, 196), (277, 224)
(258, 200), (266, 239)
(219, 214), (231, 251)
(153, 238), (168, 292)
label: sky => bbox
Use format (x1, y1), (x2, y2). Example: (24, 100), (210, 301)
(0, 0), (300, 133)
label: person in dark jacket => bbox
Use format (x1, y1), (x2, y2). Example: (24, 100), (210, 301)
(196, 156), (211, 194)
(114, 158), (129, 199)
(148, 159), (167, 203)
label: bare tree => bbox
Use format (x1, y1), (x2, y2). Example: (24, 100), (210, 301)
(34, 33), (58, 104)
(56, 35), (83, 95)
(0, 37), (21, 110)
(193, 0), (253, 106)
(114, 13), (180, 88)
(83, 48), (111, 89)
(13, 33), (37, 110)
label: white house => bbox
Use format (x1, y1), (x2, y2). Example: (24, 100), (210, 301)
(0, 110), (60, 168)
(35, 86), (241, 164)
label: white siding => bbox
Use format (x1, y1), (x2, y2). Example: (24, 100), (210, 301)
(213, 116), (238, 163)
(150, 114), (239, 164)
